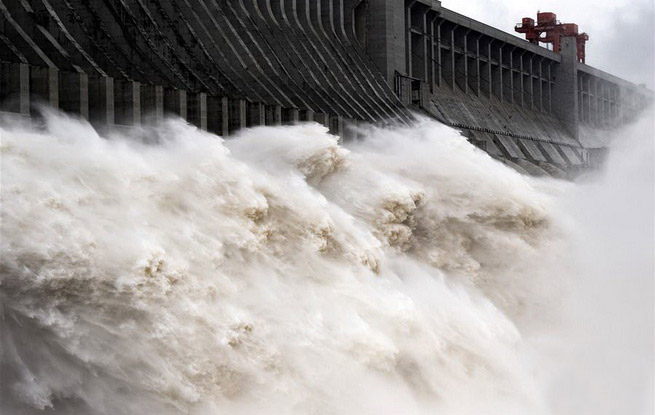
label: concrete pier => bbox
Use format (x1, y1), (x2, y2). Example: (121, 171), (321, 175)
(141, 85), (164, 124)
(300, 109), (315, 122)
(207, 96), (229, 136)
(247, 102), (265, 127)
(114, 80), (140, 126)
(314, 113), (330, 128)
(229, 99), (247, 133)
(188, 92), (207, 131)
(329, 115), (344, 137)
(89, 76), (114, 126)
(0, 62), (30, 115)
(164, 89), (187, 120)
(265, 105), (282, 126)
(282, 108), (300, 125)
(59, 71), (89, 119)
(30, 67), (58, 110)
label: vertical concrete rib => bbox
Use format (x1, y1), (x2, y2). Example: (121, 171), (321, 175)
(435, 19), (444, 88)
(448, 24), (455, 90)
(485, 39), (492, 98)
(428, 14), (438, 92)
(471, 33), (481, 96)
(405, 1), (414, 77)
(494, 43), (503, 101)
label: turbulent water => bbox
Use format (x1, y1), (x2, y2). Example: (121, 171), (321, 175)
(0, 112), (652, 415)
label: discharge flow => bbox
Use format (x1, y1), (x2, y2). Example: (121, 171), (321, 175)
(1, 114), (652, 414)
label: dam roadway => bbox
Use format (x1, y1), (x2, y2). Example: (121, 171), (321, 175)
(0, 0), (652, 176)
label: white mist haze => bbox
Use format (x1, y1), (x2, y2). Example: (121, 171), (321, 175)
(0, 112), (653, 414)
(543, 114), (655, 414)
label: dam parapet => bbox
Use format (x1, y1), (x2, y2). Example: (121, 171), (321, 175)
(1, 0), (652, 175)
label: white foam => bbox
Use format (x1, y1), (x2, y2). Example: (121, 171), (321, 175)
(0, 112), (652, 414)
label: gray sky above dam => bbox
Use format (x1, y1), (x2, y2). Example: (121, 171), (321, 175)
(443, 0), (655, 89)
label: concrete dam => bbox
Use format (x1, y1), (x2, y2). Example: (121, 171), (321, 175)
(0, 0), (652, 175)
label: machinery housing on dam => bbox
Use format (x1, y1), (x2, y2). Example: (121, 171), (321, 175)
(0, 0), (652, 175)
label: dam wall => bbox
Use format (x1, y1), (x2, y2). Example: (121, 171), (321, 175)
(1, 0), (652, 175)
(362, 1), (652, 171)
(0, 0), (410, 136)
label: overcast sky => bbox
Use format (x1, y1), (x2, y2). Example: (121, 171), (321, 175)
(442, 0), (655, 88)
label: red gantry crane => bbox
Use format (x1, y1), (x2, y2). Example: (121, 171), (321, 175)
(515, 12), (589, 63)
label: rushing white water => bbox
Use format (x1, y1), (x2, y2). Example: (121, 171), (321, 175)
(0, 112), (652, 415)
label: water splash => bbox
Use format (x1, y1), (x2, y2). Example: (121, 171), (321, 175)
(0, 112), (652, 414)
